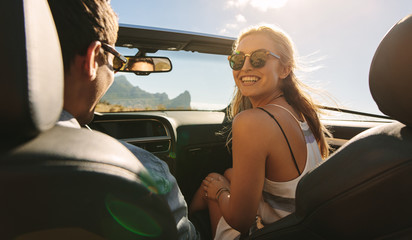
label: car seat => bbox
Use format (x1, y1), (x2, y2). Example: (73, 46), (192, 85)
(249, 14), (412, 239)
(0, 0), (177, 239)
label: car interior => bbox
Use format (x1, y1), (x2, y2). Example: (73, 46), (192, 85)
(2, 0), (411, 239)
(92, 12), (412, 240)
(90, 23), (395, 208)
(0, 1), (177, 239)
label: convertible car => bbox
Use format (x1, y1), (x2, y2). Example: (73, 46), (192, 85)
(1, 0), (411, 239)
(89, 22), (412, 239)
(90, 23), (393, 207)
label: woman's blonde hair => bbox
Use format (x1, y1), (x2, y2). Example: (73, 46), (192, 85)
(227, 25), (331, 158)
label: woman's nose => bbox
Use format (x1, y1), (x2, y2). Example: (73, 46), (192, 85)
(241, 56), (252, 70)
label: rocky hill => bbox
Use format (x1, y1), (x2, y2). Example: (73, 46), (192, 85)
(101, 75), (191, 110)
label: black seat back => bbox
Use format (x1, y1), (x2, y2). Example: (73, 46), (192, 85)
(0, 1), (177, 239)
(250, 14), (412, 240)
(0, 0), (63, 150)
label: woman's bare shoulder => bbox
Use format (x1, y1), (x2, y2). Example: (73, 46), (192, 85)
(232, 108), (281, 137)
(233, 108), (266, 125)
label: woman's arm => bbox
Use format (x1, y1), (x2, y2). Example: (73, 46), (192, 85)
(206, 109), (270, 233)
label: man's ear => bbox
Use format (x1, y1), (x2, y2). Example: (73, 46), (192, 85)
(84, 41), (102, 79)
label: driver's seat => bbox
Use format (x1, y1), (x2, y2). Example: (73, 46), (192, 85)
(0, 0), (177, 239)
(250, 14), (412, 239)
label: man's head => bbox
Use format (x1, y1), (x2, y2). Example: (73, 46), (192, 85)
(48, 0), (119, 125)
(127, 58), (155, 72)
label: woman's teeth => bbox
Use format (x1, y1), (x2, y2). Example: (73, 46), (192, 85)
(241, 76), (259, 83)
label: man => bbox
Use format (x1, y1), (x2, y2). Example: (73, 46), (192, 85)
(47, 1), (199, 239)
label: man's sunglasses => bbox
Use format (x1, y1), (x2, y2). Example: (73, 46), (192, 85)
(101, 43), (128, 71)
(228, 49), (280, 71)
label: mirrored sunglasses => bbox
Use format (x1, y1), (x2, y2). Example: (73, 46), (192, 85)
(228, 49), (280, 71)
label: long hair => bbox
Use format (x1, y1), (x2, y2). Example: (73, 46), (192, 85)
(227, 26), (331, 158)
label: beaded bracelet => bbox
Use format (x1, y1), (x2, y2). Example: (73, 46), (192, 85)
(216, 187), (230, 201)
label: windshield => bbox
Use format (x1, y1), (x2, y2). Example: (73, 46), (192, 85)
(98, 48), (234, 112)
(99, 0), (412, 116)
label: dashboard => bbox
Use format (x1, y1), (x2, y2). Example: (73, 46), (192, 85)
(89, 110), (391, 205)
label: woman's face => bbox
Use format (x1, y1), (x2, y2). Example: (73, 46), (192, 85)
(233, 33), (285, 105)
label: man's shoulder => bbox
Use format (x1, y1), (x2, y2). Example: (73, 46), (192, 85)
(119, 140), (168, 170)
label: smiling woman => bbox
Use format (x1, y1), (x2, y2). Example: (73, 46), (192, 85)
(188, 25), (330, 239)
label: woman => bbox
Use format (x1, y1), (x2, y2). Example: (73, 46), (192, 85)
(189, 25), (330, 239)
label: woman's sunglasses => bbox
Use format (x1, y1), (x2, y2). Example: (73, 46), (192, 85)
(228, 49), (280, 71)
(101, 43), (128, 71)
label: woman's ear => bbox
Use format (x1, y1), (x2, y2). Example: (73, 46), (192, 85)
(280, 65), (292, 79)
(84, 41), (101, 79)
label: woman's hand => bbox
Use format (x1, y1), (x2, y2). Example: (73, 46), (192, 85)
(202, 172), (230, 201)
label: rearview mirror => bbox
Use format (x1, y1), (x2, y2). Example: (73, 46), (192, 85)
(119, 56), (172, 75)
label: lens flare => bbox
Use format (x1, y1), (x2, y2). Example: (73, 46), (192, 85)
(105, 195), (162, 237)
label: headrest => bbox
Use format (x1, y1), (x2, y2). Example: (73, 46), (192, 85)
(0, 0), (64, 148)
(369, 14), (412, 126)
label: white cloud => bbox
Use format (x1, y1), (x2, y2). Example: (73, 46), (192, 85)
(236, 14), (246, 23)
(226, 0), (289, 11)
(219, 23), (240, 35)
(250, 0), (289, 11)
(226, 0), (249, 8)
(219, 28), (228, 35)
(226, 23), (239, 29)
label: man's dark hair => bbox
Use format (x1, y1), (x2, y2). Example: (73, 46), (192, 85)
(48, 0), (118, 71)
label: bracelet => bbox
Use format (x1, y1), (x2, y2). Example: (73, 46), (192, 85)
(215, 187), (227, 199)
(216, 187), (230, 201)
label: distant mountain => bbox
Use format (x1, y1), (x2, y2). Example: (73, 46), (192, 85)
(101, 75), (191, 110)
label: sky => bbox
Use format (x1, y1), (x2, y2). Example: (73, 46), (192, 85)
(111, 0), (412, 115)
